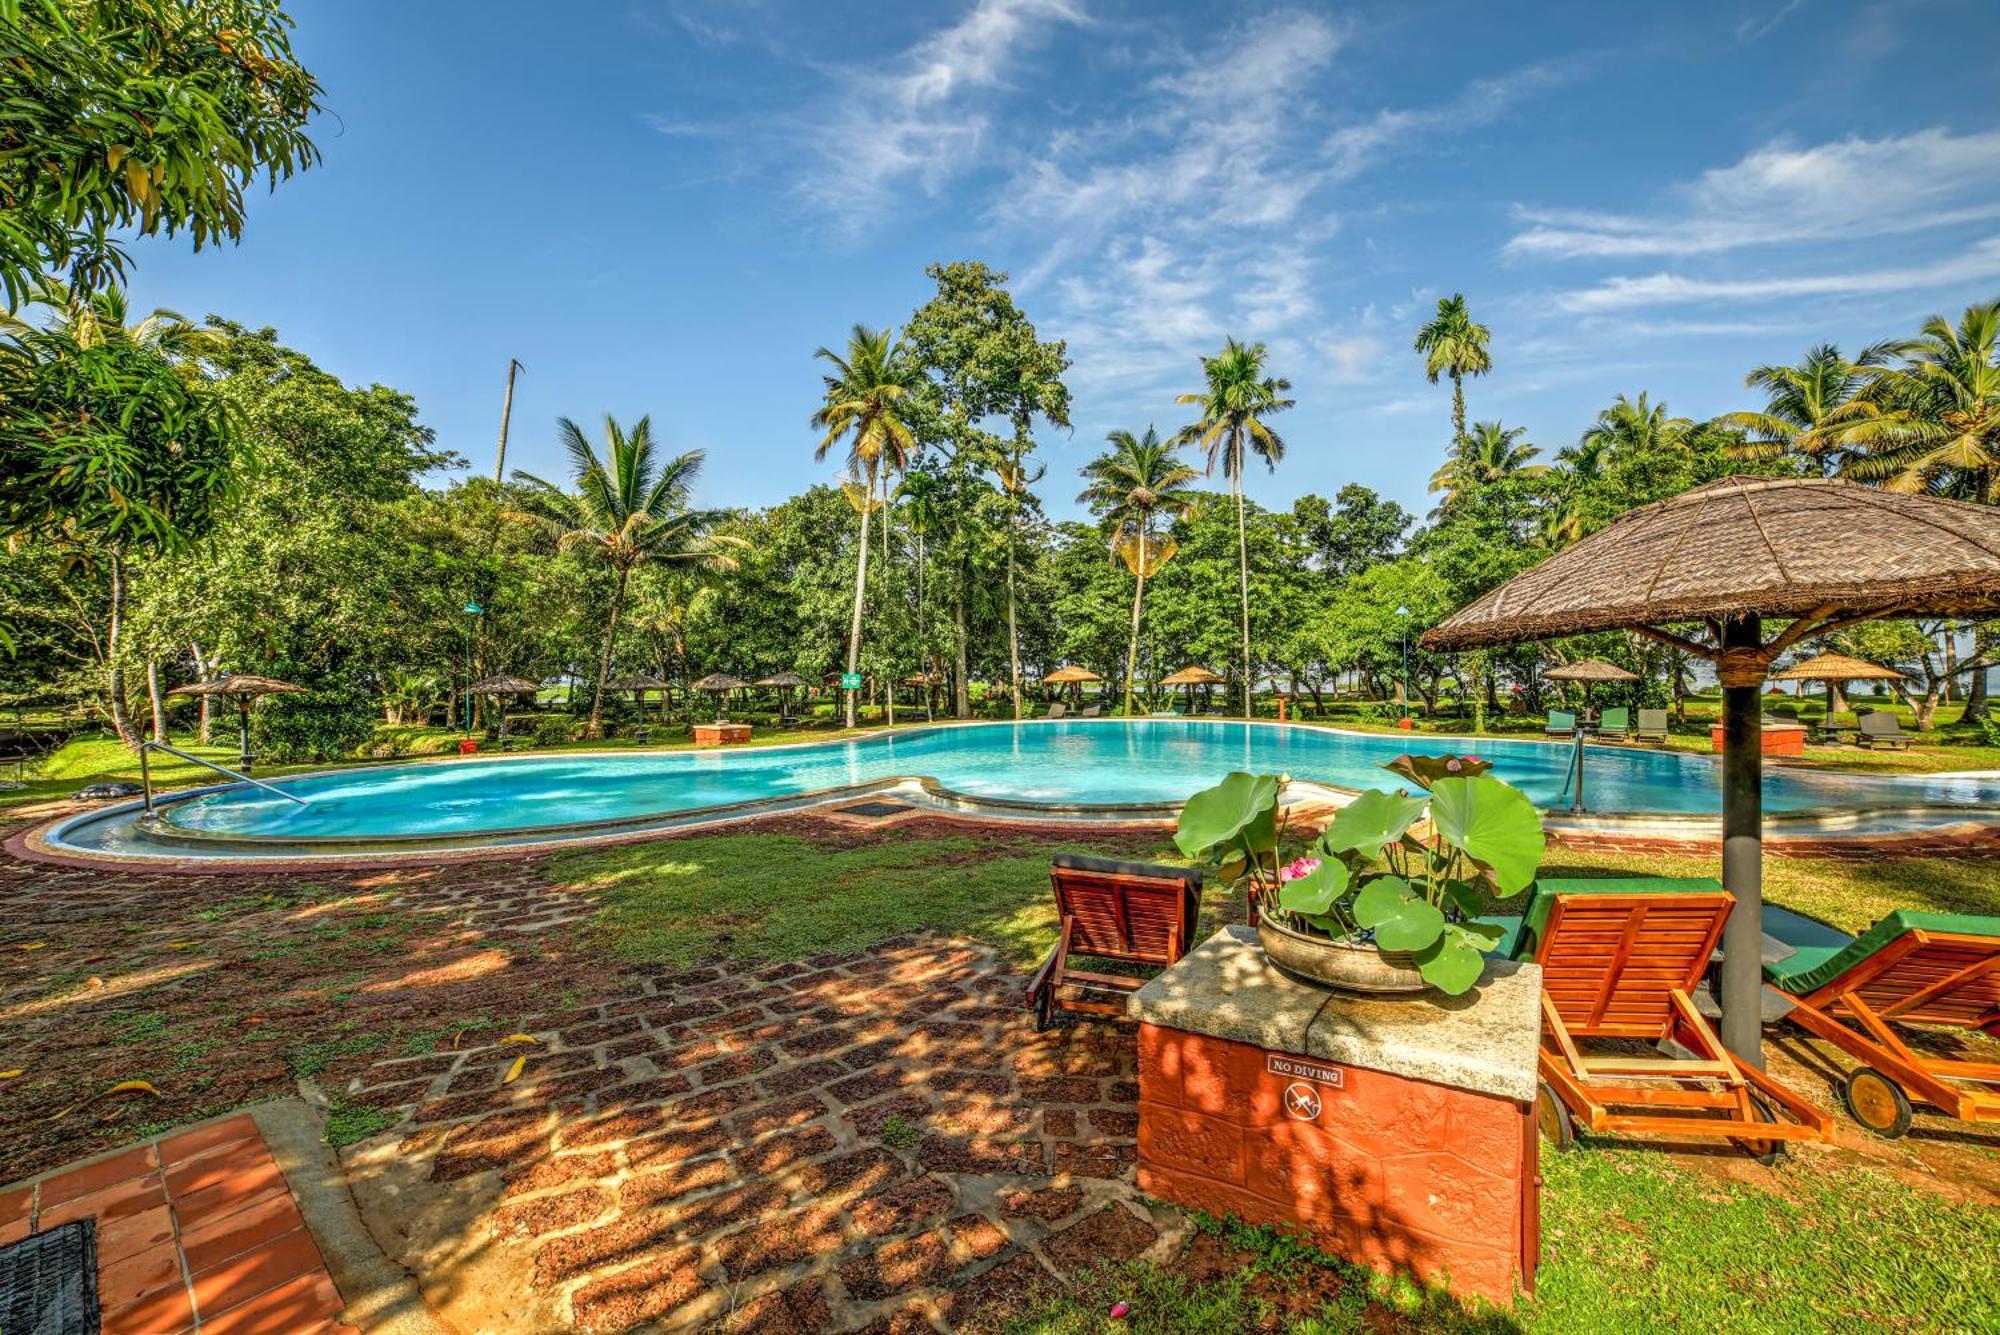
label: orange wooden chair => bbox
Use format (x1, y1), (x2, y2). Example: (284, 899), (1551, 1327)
(1024, 854), (1202, 1031)
(1763, 907), (2000, 1137)
(1521, 879), (1833, 1159)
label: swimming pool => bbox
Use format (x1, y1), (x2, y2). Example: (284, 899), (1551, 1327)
(37, 719), (2000, 861)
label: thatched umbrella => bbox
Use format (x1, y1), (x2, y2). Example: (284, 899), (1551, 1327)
(1043, 664), (1103, 706)
(1542, 656), (1642, 718)
(1425, 475), (2000, 1062)
(167, 674), (304, 772)
(691, 673), (749, 722)
(1771, 651), (1904, 727)
(756, 671), (807, 722)
(610, 672), (674, 722)
(467, 675), (540, 744)
(1159, 665), (1226, 714)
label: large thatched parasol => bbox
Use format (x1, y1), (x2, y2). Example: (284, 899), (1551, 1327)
(1159, 666), (1226, 687)
(756, 671), (808, 722)
(168, 674), (305, 772)
(467, 675), (540, 695)
(1043, 666), (1102, 685)
(1426, 476), (2000, 1062)
(1542, 658), (1640, 683)
(608, 672), (672, 693)
(691, 673), (749, 723)
(1771, 652), (1904, 724)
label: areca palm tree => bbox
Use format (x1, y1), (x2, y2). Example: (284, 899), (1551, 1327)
(811, 324), (920, 728)
(508, 416), (738, 738)
(1428, 421), (1544, 508)
(1840, 302), (2000, 502)
(1079, 427), (1199, 716)
(1716, 342), (1892, 475)
(1176, 338), (1294, 716)
(1413, 293), (1492, 446)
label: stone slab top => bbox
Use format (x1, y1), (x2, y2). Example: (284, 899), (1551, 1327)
(1126, 924), (1543, 1104)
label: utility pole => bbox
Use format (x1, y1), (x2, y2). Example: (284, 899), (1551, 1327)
(494, 358), (524, 484)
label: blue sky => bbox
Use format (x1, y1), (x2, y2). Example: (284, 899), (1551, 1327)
(124, 0), (2000, 519)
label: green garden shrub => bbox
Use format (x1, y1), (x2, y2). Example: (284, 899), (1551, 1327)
(255, 681), (378, 763)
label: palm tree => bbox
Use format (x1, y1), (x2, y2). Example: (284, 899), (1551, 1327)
(508, 416), (738, 738)
(1716, 342), (1892, 475)
(1176, 338), (1294, 716)
(1580, 392), (1693, 459)
(1080, 427), (1199, 716)
(1428, 421), (1544, 508)
(1542, 434), (1608, 548)
(811, 325), (920, 728)
(1413, 294), (1492, 446)
(1840, 301), (2000, 502)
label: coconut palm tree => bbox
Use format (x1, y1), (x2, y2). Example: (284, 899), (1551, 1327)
(811, 324), (921, 728)
(1541, 435), (1609, 548)
(508, 416), (739, 738)
(1079, 427), (1199, 716)
(1428, 421), (1544, 508)
(1580, 391), (1693, 459)
(1413, 293), (1492, 446)
(1840, 302), (2000, 502)
(1716, 342), (1893, 475)
(1176, 338), (1294, 716)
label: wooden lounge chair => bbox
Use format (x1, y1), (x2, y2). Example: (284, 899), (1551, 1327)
(1634, 708), (1669, 743)
(1044, 701), (1067, 720)
(1596, 706), (1630, 740)
(1504, 878), (1833, 1158)
(1024, 854), (1203, 1031)
(1763, 905), (2000, 1137)
(1078, 703), (1103, 718)
(1854, 711), (1911, 750)
(1544, 709), (1576, 737)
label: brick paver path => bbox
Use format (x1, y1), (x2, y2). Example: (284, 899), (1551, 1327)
(344, 935), (1178, 1333)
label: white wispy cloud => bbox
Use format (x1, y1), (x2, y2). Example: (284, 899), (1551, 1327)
(1506, 127), (2000, 260)
(1736, 0), (1806, 43)
(796, 0), (1088, 231)
(1552, 236), (2000, 312)
(1326, 64), (1568, 182)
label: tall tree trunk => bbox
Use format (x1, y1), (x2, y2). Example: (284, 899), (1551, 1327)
(587, 565), (632, 739)
(1965, 623), (1991, 722)
(190, 640), (214, 743)
(881, 475), (896, 730)
(842, 465), (876, 729)
(953, 590), (971, 719)
(1124, 552), (1147, 719)
(1234, 472), (1252, 717)
(105, 550), (137, 749)
(146, 659), (168, 742)
(916, 528), (933, 723)
(1450, 371), (1465, 445)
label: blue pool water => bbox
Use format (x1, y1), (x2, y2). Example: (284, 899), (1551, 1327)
(138, 720), (2000, 842)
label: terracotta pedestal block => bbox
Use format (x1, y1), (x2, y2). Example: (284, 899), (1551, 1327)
(691, 722), (752, 746)
(1709, 722), (1806, 756)
(1128, 926), (1543, 1305)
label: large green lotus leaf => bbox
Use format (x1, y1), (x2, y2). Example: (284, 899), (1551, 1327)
(1174, 771), (1280, 860)
(1318, 789), (1430, 863)
(1382, 753), (1495, 791)
(1352, 875), (1444, 952)
(1277, 859), (1350, 917)
(1426, 775), (1545, 894)
(1415, 922), (1491, 995)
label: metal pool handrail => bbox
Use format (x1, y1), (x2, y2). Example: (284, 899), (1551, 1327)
(138, 741), (311, 815)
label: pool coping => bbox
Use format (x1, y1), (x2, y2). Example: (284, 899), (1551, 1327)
(13, 717), (2000, 872)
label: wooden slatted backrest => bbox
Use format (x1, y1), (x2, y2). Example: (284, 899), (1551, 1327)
(1846, 934), (2000, 1029)
(1050, 855), (1201, 965)
(1532, 891), (1732, 1040)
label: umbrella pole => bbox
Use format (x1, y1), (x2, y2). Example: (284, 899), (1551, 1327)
(1719, 616), (1766, 1068)
(237, 698), (253, 774)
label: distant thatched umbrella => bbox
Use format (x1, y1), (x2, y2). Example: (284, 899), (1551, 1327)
(692, 673), (749, 722)
(610, 671), (674, 722)
(466, 675), (540, 696)
(1425, 475), (2000, 1062)
(1043, 664), (1102, 705)
(1772, 651), (1905, 721)
(756, 671), (807, 721)
(1158, 665), (1226, 714)
(1541, 658), (1639, 684)
(168, 674), (304, 772)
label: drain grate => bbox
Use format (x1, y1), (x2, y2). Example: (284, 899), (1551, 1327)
(0, 1219), (100, 1335)
(837, 800), (916, 819)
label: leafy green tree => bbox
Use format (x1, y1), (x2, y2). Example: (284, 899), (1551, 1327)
(0, 0), (322, 307)
(1175, 337), (1294, 715)
(1841, 301), (2000, 502)
(1717, 342), (1891, 476)
(1292, 484), (1410, 577)
(1079, 427), (1199, 714)
(811, 325), (920, 728)
(1428, 421), (1543, 511)
(1413, 293), (1492, 446)
(510, 416), (738, 738)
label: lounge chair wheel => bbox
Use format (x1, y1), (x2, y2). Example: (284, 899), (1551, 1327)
(1535, 1081), (1575, 1152)
(1840, 1067), (1913, 1139)
(1737, 1092), (1788, 1165)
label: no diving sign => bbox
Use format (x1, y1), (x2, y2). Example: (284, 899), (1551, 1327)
(1267, 1055), (1344, 1122)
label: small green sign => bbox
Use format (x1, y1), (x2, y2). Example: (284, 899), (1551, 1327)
(840, 672), (863, 690)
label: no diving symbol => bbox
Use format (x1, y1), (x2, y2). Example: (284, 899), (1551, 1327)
(1283, 1082), (1322, 1121)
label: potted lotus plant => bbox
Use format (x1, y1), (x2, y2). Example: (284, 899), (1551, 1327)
(1173, 754), (1545, 996)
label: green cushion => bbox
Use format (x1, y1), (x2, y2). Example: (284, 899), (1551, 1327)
(1547, 710), (1575, 729)
(1761, 908), (2000, 994)
(1599, 707), (1630, 730)
(1504, 876), (1726, 961)
(1473, 913), (1526, 960)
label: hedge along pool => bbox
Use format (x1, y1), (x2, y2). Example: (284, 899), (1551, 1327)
(37, 719), (2000, 862)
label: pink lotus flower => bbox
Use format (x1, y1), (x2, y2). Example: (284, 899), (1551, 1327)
(1446, 756), (1463, 772)
(1110, 1301), (1131, 1319)
(1281, 856), (1322, 882)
